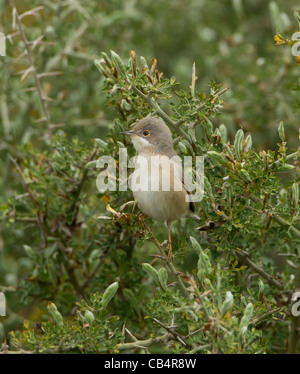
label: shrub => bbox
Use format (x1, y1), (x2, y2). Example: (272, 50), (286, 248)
(0, 1), (299, 354)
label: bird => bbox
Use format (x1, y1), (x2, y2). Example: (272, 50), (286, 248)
(120, 116), (196, 262)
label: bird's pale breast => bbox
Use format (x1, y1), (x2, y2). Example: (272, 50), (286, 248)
(129, 153), (189, 223)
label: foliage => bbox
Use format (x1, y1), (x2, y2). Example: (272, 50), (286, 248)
(10, 286), (122, 353)
(0, 0), (299, 354)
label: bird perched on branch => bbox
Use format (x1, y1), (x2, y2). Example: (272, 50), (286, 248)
(121, 117), (197, 262)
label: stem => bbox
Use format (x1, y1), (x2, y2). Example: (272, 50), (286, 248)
(190, 278), (212, 321)
(69, 147), (97, 224)
(272, 215), (300, 239)
(250, 196), (300, 239)
(152, 317), (186, 345)
(273, 148), (300, 166)
(234, 248), (283, 290)
(131, 85), (190, 142)
(192, 87), (229, 114)
(251, 307), (282, 326)
(8, 154), (48, 247)
(117, 333), (168, 352)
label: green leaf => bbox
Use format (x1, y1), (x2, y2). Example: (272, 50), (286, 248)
(48, 302), (64, 329)
(100, 282), (119, 308)
(234, 129), (244, 162)
(219, 124), (228, 144)
(84, 310), (95, 325)
(292, 182), (299, 206)
(110, 50), (127, 79)
(278, 121), (285, 142)
(158, 267), (168, 291)
(243, 134), (252, 153)
(240, 303), (254, 329)
(23, 245), (36, 259)
(190, 236), (203, 254)
(274, 164), (294, 172)
(142, 263), (160, 286)
(123, 288), (140, 311)
(204, 176), (214, 202)
(220, 291), (234, 316)
(206, 151), (230, 168)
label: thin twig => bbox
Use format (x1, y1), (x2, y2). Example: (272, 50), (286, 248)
(251, 307), (282, 326)
(190, 278), (212, 321)
(191, 87), (229, 114)
(250, 196), (300, 239)
(69, 147), (98, 224)
(273, 148), (300, 166)
(9, 0), (53, 141)
(234, 248), (284, 290)
(117, 333), (169, 352)
(8, 154), (48, 247)
(125, 328), (138, 342)
(187, 344), (210, 354)
(152, 317), (186, 345)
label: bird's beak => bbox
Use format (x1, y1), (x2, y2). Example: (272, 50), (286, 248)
(120, 130), (135, 136)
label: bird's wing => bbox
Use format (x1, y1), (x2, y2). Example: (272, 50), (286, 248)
(182, 177), (196, 213)
(180, 169), (196, 213)
(171, 155), (196, 213)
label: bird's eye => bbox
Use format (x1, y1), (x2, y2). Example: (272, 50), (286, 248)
(142, 130), (150, 137)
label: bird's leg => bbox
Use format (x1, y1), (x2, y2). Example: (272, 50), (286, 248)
(166, 222), (173, 262)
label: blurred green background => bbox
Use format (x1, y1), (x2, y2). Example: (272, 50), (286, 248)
(0, 0), (299, 154)
(0, 0), (299, 339)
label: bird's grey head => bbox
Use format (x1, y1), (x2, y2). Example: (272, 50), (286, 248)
(121, 117), (176, 157)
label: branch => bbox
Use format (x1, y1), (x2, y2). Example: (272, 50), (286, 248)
(8, 154), (48, 248)
(190, 278), (212, 321)
(68, 147), (98, 224)
(273, 148), (300, 166)
(251, 307), (282, 326)
(191, 87), (229, 114)
(117, 333), (169, 352)
(234, 248), (283, 290)
(130, 85), (191, 142)
(272, 215), (300, 239)
(152, 317), (186, 345)
(9, 0), (53, 141)
(250, 196), (300, 239)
